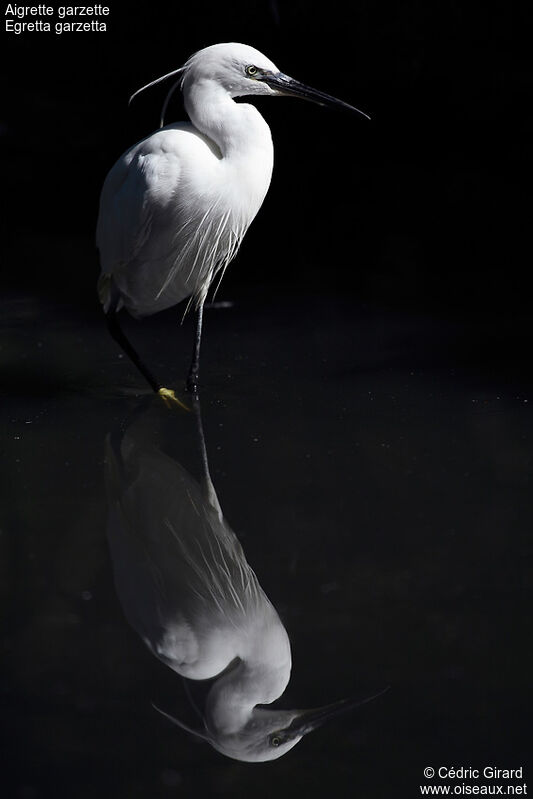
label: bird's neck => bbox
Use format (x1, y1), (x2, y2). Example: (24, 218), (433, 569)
(185, 79), (273, 160)
(205, 625), (291, 735)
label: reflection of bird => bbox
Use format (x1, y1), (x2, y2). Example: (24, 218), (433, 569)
(105, 402), (384, 762)
(96, 42), (369, 397)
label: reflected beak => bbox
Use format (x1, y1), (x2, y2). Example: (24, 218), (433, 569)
(261, 72), (370, 120)
(283, 686), (389, 738)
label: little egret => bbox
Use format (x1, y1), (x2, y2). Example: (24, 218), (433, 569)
(96, 42), (369, 398)
(105, 401), (385, 761)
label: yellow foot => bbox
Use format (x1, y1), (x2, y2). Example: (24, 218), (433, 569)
(157, 387), (190, 411)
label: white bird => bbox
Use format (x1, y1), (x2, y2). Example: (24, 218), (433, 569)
(105, 400), (384, 762)
(96, 42), (369, 400)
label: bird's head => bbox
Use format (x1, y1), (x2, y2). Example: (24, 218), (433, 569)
(181, 43), (281, 99)
(153, 688), (388, 763)
(129, 42), (370, 128)
(209, 707), (305, 762)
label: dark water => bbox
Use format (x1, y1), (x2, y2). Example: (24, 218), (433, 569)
(2, 292), (532, 798)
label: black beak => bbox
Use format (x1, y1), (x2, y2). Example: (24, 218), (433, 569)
(261, 72), (370, 120)
(283, 686), (389, 738)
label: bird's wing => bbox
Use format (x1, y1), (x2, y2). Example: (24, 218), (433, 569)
(97, 137), (205, 316)
(105, 430), (263, 627)
(96, 126), (248, 317)
(97, 142), (182, 277)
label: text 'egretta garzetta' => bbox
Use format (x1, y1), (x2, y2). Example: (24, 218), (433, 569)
(97, 42), (369, 400)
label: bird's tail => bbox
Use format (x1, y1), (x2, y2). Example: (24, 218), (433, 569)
(98, 273), (113, 312)
(98, 273), (124, 314)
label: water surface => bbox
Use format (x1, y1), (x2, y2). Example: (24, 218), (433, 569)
(2, 292), (531, 797)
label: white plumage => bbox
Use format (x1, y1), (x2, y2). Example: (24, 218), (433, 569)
(105, 408), (298, 762)
(96, 43), (368, 394)
(97, 44), (276, 319)
(105, 402), (383, 761)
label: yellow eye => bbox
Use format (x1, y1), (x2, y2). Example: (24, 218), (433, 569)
(246, 65), (258, 77)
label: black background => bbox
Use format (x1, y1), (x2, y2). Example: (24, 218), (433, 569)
(2, 0), (531, 317)
(1, 5), (533, 796)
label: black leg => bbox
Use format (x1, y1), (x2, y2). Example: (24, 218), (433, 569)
(186, 303), (204, 393)
(192, 396), (222, 518)
(105, 308), (161, 394)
